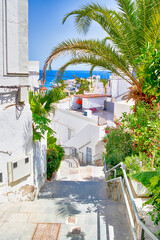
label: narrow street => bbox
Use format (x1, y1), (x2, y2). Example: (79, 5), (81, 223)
(0, 159), (133, 240)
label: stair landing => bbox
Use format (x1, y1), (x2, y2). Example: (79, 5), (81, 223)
(56, 159), (104, 181)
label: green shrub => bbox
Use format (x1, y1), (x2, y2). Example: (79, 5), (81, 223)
(143, 175), (160, 237)
(135, 44), (160, 103)
(103, 125), (133, 169)
(121, 101), (160, 170)
(132, 171), (160, 187)
(47, 144), (64, 180)
(124, 152), (153, 177)
(46, 132), (65, 180)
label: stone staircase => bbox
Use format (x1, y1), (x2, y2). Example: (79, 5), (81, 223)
(39, 162), (133, 240)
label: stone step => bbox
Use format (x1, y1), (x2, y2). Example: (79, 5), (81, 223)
(38, 182), (133, 240)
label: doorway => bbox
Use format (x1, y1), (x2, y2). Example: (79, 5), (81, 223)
(86, 147), (92, 165)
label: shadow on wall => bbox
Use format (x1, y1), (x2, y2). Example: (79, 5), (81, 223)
(22, 116), (33, 156)
(0, 91), (16, 105)
(0, 90), (24, 119)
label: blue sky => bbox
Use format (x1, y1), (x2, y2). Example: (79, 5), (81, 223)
(28, 0), (117, 70)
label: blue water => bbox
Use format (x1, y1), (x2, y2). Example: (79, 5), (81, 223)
(39, 70), (112, 90)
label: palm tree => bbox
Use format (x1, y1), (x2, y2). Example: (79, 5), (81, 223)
(43, 0), (160, 101)
(75, 77), (90, 94)
(100, 79), (108, 94)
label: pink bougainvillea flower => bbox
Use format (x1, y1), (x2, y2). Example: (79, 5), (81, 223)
(105, 130), (109, 133)
(115, 122), (121, 126)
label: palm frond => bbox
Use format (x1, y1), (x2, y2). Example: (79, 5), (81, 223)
(56, 55), (133, 84)
(145, 5), (160, 50)
(62, 2), (141, 66)
(43, 39), (137, 83)
(43, 0), (160, 96)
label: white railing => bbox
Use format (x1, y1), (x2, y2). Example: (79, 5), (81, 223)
(104, 161), (158, 240)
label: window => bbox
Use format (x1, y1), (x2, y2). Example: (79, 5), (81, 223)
(86, 147), (92, 164)
(25, 157), (29, 164)
(0, 173), (3, 183)
(13, 162), (17, 168)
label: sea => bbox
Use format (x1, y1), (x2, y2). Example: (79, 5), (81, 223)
(39, 70), (112, 90)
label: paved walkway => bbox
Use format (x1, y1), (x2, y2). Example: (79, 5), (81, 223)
(0, 161), (133, 240)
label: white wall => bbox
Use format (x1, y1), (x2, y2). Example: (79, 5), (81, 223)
(114, 100), (134, 120)
(93, 82), (105, 94)
(0, 94), (33, 201)
(0, 0), (29, 84)
(52, 107), (98, 145)
(110, 74), (131, 100)
(0, 0), (34, 202)
(72, 96), (107, 110)
(33, 134), (47, 195)
(83, 97), (107, 110)
(57, 98), (72, 110)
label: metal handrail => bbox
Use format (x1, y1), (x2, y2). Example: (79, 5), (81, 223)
(105, 161), (158, 240)
(93, 153), (103, 158)
(63, 146), (80, 167)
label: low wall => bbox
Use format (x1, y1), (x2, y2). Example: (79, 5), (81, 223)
(106, 180), (142, 239)
(33, 137), (47, 196)
(114, 101), (133, 119)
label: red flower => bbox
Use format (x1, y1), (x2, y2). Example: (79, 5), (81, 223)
(91, 108), (93, 111)
(104, 139), (107, 143)
(115, 122), (121, 126)
(105, 130), (109, 133)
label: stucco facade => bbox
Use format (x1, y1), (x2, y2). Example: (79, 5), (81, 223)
(109, 74), (131, 101)
(0, 0), (44, 202)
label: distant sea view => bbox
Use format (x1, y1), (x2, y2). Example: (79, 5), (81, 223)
(39, 70), (112, 90)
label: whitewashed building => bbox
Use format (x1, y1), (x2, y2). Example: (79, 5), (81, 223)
(52, 94), (115, 165)
(108, 73), (131, 101)
(52, 74), (134, 165)
(0, 0), (46, 202)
